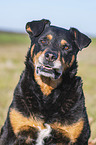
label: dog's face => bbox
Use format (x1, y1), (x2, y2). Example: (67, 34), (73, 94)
(26, 19), (91, 80)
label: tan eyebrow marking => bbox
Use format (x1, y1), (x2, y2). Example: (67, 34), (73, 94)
(47, 34), (53, 40)
(61, 40), (67, 45)
(61, 40), (69, 50)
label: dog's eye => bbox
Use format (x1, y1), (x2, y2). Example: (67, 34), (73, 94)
(62, 44), (69, 50)
(41, 40), (48, 45)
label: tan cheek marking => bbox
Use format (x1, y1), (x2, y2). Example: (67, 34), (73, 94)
(47, 34), (53, 40)
(31, 44), (35, 57)
(51, 119), (84, 143)
(10, 109), (44, 134)
(33, 51), (42, 66)
(69, 55), (75, 67)
(57, 51), (60, 61)
(61, 40), (67, 45)
(62, 57), (65, 64)
(61, 57), (69, 72)
(62, 55), (75, 71)
(33, 49), (47, 69)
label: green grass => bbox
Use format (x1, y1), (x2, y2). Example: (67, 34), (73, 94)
(0, 32), (30, 126)
(0, 32), (96, 140)
(0, 32), (29, 45)
(77, 40), (96, 139)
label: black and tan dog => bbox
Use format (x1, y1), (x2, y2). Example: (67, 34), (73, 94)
(0, 19), (91, 145)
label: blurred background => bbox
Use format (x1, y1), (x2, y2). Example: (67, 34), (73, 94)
(0, 0), (96, 142)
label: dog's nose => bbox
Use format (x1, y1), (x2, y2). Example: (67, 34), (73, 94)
(45, 51), (57, 62)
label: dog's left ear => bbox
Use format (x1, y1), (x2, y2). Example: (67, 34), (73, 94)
(26, 19), (50, 37)
(69, 28), (91, 50)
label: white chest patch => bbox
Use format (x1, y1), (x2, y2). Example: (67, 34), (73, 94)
(36, 124), (52, 145)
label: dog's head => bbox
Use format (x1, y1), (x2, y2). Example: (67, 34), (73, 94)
(26, 19), (91, 81)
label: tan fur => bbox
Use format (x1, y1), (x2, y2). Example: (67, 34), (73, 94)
(51, 119), (84, 143)
(61, 40), (69, 50)
(57, 51), (60, 61)
(10, 109), (84, 143)
(26, 26), (32, 32)
(65, 46), (69, 50)
(61, 39), (67, 45)
(62, 57), (65, 64)
(33, 51), (43, 66)
(69, 55), (75, 67)
(47, 34), (53, 40)
(74, 31), (77, 38)
(31, 44), (35, 57)
(34, 72), (62, 96)
(9, 109), (45, 135)
(62, 57), (69, 72)
(62, 57), (65, 65)
(62, 55), (75, 71)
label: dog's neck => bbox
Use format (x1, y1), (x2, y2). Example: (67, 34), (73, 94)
(34, 70), (62, 96)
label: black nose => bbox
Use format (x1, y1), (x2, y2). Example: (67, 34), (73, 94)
(45, 51), (57, 62)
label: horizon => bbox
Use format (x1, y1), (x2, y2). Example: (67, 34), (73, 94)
(0, 27), (95, 38)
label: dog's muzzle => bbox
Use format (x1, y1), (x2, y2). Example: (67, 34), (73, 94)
(36, 51), (63, 79)
(36, 65), (62, 79)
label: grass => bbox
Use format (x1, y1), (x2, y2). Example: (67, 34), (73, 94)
(0, 32), (30, 126)
(0, 32), (29, 45)
(0, 32), (96, 140)
(77, 39), (96, 139)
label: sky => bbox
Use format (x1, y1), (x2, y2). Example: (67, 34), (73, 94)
(0, 0), (96, 36)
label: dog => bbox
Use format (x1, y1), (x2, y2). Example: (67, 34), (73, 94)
(0, 19), (91, 145)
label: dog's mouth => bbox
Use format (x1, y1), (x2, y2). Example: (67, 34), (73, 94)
(36, 65), (62, 80)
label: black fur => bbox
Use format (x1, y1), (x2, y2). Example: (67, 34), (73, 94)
(0, 19), (91, 145)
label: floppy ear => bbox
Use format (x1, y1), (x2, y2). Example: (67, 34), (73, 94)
(26, 19), (50, 37)
(69, 28), (91, 50)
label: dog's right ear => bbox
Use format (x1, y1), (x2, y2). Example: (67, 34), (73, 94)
(69, 28), (91, 50)
(26, 19), (50, 37)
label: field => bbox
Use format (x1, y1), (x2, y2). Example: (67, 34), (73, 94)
(0, 32), (96, 141)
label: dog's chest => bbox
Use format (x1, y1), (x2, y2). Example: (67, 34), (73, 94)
(10, 108), (84, 144)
